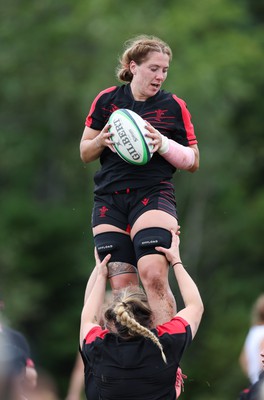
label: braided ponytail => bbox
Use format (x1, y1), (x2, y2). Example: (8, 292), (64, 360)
(105, 286), (167, 364)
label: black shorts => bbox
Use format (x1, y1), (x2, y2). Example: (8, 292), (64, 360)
(92, 181), (178, 232)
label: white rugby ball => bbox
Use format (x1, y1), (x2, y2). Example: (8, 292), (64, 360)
(108, 109), (153, 165)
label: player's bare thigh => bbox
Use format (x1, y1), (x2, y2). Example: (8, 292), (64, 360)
(130, 210), (178, 240)
(93, 224), (127, 236)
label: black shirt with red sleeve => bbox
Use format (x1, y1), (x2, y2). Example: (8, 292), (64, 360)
(85, 84), (197, 195)
(81, 316), (192, 400)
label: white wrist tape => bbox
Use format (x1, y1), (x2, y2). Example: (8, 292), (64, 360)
(158, 136), (195, 170)
(158, 134), (169, 154)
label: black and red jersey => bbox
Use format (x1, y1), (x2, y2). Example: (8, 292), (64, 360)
(81, 316), (192, 400)
(85, 84), (197, 194)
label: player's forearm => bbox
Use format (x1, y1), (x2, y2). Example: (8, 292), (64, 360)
(172, 262), (203, 311)
(83, 267), (98, 304)
(80, 137), (104, 163)
(81, 273), (107, 324)
(158, 135), (199, 172)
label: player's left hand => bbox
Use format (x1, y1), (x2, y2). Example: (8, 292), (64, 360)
(94, 248), (111, 278)
(155, 230), (181, 264)
(144, 122), (163, 153)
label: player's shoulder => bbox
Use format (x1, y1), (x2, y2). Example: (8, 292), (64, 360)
(97, 85), (129, 99)
(93, 85), (124, 106)
(97, 86), (119, 96)
(158, 88), (174, 100)
(92, 86), (115, 101)
(158, 89), (187, 108)
(156, 316), (190, 337)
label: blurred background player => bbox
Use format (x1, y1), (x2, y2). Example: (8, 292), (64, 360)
(65, 353), (85, 400)
(0, 290), (38, 399)
(0, 334), (27, 400)
(239, 294), (264, 385)
(238, 346), (264, 400)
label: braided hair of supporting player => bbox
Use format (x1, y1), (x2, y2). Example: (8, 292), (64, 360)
(104, 286), (167, 364)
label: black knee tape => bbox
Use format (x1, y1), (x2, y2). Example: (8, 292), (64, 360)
(133, 227), (172, 261)
(94, 232), (137, 266)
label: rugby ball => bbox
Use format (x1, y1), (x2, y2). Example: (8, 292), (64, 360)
(108, 109), (153, 165)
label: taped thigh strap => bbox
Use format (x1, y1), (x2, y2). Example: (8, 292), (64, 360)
(133, 227), (172, 261)
(94, 232), (137, 267)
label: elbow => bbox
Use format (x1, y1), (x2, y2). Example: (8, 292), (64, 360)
(188, 156), (199, 172)
(189, 299), (204, 318)
(80, 151), (86, 163)
(188, 145), (199, 172)
(199, 300), (204, 318)
(80, 143), (89, 163)
(188, 163), (199, 173)
(193, 298), (204, 319)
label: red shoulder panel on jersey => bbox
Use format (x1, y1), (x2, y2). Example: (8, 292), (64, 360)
(85, 86), (117, 127)
(156, 316), (189, 337)
(172, 94), (197, 145)
(85, 326), (109, 344)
